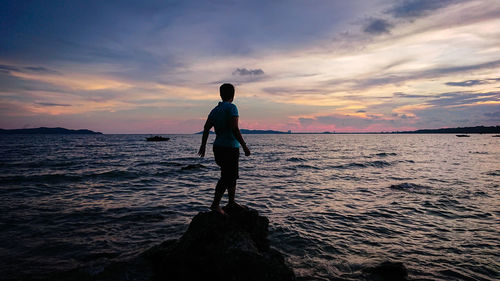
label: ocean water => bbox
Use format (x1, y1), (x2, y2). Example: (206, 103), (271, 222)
(0, 134), (499, 281)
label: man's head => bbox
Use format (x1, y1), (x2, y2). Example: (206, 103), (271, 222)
(220, 83), (235, 102)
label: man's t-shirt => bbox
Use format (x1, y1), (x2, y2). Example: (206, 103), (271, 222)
(208, 101), (240, 148)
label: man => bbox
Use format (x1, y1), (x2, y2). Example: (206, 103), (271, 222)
(198, 83), (251, 216)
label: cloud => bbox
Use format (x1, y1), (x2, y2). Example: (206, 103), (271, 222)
(484, 111), (500, 120)
(0, 65), (18, 73)
(356, 110), (366, 113)
(446, 79), (485, 87)
(393, 92), (429, 98)
(0, 64), (60, 75)
(388, 0), (461, 19)
(327, 59), (500, 90)
(445, 78), (500, 87)
(36, 102), (71, 107)
(391, 91), (499, 109)
(23, 66), (60, 74)
(233, 68), (264, 76)
(363, 18), (393, 34)
(427, 91), (499, 107)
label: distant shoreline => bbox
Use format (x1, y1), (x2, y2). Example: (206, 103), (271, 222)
(196, 126), (500, 135)
(1, 125), (498, 135)
(0, 127), (102, 134)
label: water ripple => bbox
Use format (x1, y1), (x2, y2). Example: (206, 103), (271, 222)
(0, 134), (498, 281)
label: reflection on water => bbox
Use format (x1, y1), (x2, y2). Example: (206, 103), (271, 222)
(0, 134), (499, 280)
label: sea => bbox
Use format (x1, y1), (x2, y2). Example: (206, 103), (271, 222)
(0, 134), (499, 281)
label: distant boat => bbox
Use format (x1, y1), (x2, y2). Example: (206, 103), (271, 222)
(456, 134), (470, 137)
(146, 136), (170, 141)
(493, 135), (500, 137)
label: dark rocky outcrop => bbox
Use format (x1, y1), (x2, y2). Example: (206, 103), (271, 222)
(40, 206), (294, 281)
(143, 205), (295, 281)
(364, 261), (409, 281)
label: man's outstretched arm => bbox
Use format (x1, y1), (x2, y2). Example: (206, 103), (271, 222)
(198, 118), (213, 157)
(231, 116), (250, 156)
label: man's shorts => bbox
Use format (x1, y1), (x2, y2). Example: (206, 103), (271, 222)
(213, 146), (239, 181)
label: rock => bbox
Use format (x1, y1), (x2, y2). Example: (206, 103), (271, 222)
(364, 261), (409, 281)
(143, 205), (295, 281)
(36, 206), (294, 281)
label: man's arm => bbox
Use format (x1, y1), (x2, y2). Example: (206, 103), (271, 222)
(198, 118), (213, 157)
(231, 116), (250, 156)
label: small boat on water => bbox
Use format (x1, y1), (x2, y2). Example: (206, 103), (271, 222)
(146, 136), (170, 141)
(493, 135), (500, 137)
(456, 134), (470, 137)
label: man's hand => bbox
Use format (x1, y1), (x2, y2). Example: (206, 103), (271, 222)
(242, 144), (250, 156)
(198, 144), (206, 158)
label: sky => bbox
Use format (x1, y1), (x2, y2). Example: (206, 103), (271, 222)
(0, 0), (499, 133)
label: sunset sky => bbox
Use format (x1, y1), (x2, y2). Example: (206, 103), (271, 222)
(1, 0), (499, 133)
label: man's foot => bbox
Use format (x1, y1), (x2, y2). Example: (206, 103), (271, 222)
(210, 205), (227, 216)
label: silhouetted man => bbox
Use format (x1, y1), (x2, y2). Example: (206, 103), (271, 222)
(198, 83), (251, 216)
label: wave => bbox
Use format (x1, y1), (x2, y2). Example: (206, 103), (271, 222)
(181, 164), (206, 170)
(331, 160), (393, 169)
(0, 169), (144, 184)
(374, 152), (397, 157)
(286, 157), (306, 162)
(114, 211), (165, 223)
(0, 160), (81, 169)
(485, 170), (500, 176)
(134, 161), (184, 167)
(0, 173), (83, 184)
(296, 164), (321, 170)
(469, 151), (489, 154)
(389, 182), (430, 190)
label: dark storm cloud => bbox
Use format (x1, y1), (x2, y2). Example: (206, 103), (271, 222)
(388, 0), (462, 18)
(363, 18), (393, 34)
(233, 68), (264, 76)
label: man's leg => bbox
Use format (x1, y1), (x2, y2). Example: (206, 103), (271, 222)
(211, 146), (227, 215)
(211, 178), (227, 210)
(227, 178), (237, 204)
(226, 147), (240, 207)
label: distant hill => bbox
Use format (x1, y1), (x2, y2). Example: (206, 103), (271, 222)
(240, 129), (290, 134)
(0, 127), (103, 134)
(196, 129), (290, 134)
(395, 126), (500, 134)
